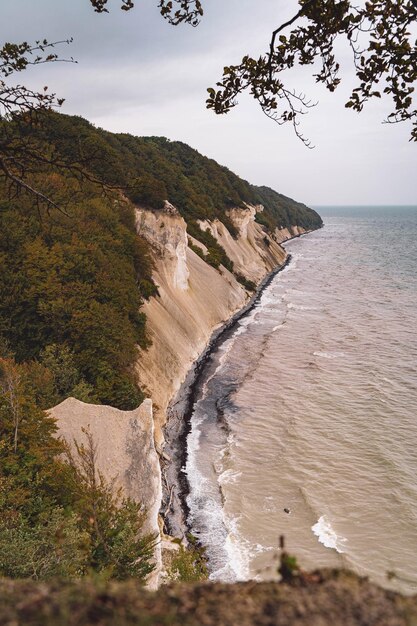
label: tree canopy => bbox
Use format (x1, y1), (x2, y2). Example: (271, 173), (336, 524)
(0, 0), (415, 208)
(0, 111), (321, 410)
(0, 355), (157, 581)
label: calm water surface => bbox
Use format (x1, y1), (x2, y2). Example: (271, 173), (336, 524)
(185, 206), (417, 594)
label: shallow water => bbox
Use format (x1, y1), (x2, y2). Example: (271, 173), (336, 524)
(185, 206), (417, 594)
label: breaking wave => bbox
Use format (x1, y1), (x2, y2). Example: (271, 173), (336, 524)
(311, 516), (347, 553)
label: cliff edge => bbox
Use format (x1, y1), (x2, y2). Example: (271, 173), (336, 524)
(135, 203), (302, 448)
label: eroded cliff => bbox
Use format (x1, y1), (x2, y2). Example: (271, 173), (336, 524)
(134, 203), (301, 448)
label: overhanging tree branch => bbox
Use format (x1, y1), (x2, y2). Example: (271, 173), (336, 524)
(206, 0), (417, 145)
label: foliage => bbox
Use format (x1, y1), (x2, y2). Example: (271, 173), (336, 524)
(88, 0), (203, 27)
(0, 508), (88, 580)
(234, 273), (256, 293)
(0, 170), (154, 410)
(0, 112), (320, 412)
(40, 344), (86, 399)
(88, 0), (417, 144)
(278, 552), (300, 582)
(278, 535), (300, 582)
(0, 371), (156, 583)
(254, 186), (321, 231)
(0, 39), (71, 115)
(167, 535), (208, 583)
(0, 357), (67, 518)
(18, 345), (97, 409)
(127, 174), (167, 210)
(0, 0), (414, 214)
(187, 238), (207, 261)
(186, 220), (234, 272)
(206, 0), (417, 145)
(64, 428), (157, 581)
(10, 112), (321, 233)
(0, 38), (86, 211)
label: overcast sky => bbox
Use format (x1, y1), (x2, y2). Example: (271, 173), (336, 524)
(2, 0), (416, 206)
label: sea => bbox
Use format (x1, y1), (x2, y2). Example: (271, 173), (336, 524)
(184, 206), (417, 595)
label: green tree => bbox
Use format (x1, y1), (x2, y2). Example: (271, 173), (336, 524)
(0, 357), (72, 519)
(0, 361), (156, 583)
(0, 508), (88, 580)
(39, 344), (81, 399)
(167, 535), (208, 583)
(1, 0), (414, 204)
(127, 174), (167, 210)
(65, 428), (157, 581)
(0, 177), (152, 410)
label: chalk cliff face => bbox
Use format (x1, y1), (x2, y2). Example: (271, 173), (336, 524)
(135, 203), (300, 447)
(197, 205), (290, 283)
(49, 397), (162, 589)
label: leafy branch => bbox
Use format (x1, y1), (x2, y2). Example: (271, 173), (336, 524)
(88, 0), (203, 25)
(206, 0), (417, 145)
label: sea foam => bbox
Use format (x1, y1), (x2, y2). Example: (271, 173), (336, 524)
(287, 302), (318, 311)
(313, 350), (346, 359)
(312, 515), (347, 553)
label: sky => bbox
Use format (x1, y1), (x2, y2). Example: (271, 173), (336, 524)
(2, 0), (416, 206)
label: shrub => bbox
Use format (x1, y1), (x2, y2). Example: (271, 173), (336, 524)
(168, 535), (208, 583)
(0, 509), (88, 580)
(65, 428), (157, 581)
(127, 174), (167, 210)
(234, 273), (256, 292)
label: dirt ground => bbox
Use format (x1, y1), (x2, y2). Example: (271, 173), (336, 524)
(1, 569), (416, 626)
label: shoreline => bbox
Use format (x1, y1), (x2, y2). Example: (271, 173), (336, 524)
(161, 251), (294, 538)
(160, 228), (318, 542)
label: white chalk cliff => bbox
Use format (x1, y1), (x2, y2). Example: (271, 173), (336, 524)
(135, 203), (304, 447)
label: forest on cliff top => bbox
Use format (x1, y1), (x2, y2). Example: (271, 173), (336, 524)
(0, 112), (321, 411)
(26, 113), (322, 229)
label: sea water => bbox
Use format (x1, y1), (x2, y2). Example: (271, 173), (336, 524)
(185, 206), (417, 594)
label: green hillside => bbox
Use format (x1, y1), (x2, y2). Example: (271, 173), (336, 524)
(31, 113), (322, 231)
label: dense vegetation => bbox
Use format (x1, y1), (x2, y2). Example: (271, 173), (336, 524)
(1, 111), (321, 410)
(254, 186), (321, 232)
(0, 352), (208, 584)
(0, 171), (156, 410)
(29, 113), (322, 232)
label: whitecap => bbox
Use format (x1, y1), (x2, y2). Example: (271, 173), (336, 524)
(218, 468), (242, 486)
(312, 515), (347, 553)
(259, 291), (279, 307)
(221, 516), (252, 581)
(313, 350), (346, 359)
(287, 302), (318, 311)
